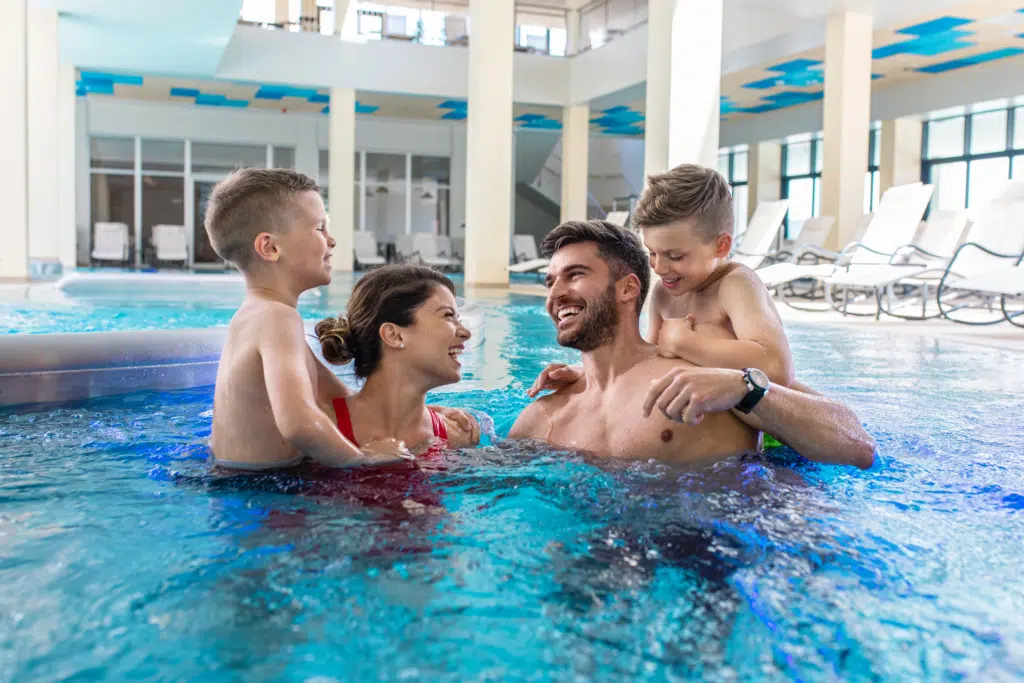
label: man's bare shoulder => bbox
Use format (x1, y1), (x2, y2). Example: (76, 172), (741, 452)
(509, 378), (583, 439)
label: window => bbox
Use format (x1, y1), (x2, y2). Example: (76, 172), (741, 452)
(922, 102), (1020, 211)
(91, 137), (135, 171)
(781, 134), (821, 238)
(190, 143), (266, 174)
(718, 146), (749, 236)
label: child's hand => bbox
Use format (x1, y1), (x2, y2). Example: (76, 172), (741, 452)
(433, 406), (482, 446)
(361, 437), (416, 463)
(656, 316), (696, 358)
(527, 363), (583, 398)
(432, 406), (477, 436)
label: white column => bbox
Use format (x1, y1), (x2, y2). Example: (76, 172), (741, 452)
(560, 105), (590, 223)
(880, 117), (922, 195)
(28, 7), (60, 275)
(274, 0), (289, 26)
(464, 0), (514, 287)
(301, 0), (318, 32)
(644, 0), (723, 178)
(566, 9), (581, 55)
(58, 64), (77, 269)
(1, 0), (29, 280)
(820, 12), (873, 250)
(328, 87), (355, 272)
(748, 142), (782, 221)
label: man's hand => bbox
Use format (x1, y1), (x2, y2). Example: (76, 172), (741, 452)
(527, 363), (583, 398)
(642, 366), (748, 425)
(656, 316), (696, 359)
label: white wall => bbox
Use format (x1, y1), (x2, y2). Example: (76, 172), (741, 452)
(568, 25), (647, 105)
(216, 26), (570, 106)
(82, 98), (466, 259)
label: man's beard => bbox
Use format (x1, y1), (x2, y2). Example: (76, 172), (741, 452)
(557, 283), (619, 352)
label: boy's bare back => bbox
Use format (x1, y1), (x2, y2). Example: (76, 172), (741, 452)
(211, 296), (344, 467)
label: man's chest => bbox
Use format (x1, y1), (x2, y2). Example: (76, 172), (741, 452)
(546, 389), (694, 460)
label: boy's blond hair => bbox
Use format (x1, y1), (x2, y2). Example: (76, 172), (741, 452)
(630, 163), (734, 242)
(204, 167), (320, 268)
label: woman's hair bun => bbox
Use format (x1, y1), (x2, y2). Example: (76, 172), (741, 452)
(315, 316), (355, 365)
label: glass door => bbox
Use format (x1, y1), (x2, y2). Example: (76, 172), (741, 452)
(190, 175), (228, 269)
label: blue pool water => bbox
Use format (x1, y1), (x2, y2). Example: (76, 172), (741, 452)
(2, 285), (1024, 681)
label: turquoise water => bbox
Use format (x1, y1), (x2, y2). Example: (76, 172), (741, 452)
(2, 284), (1024, 681)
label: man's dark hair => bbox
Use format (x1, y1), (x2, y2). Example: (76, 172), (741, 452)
(540, 220), (650, 314)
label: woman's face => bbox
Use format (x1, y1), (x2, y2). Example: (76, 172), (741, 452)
(401, 285), (471, 386)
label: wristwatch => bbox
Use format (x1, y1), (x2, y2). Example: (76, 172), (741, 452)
(734, 368), (770, 414)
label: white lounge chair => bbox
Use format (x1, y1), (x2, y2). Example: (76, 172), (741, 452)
(413, 234), (457, 271)
(605, 211), (630, 228)
(91, 222), (131, 267)
(353, 231), (386, 269)
(935, 180), (1024, 325)
(731, 200), (789, 270)
(151, 225), (188, 266)
(824, 209), (971, 318)
(757, 183), (935, 311)
(395, 234), (417, 263)
(508, 234), (549, 274)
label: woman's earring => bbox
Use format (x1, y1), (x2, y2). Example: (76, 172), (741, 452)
(399, 343), (405, 349)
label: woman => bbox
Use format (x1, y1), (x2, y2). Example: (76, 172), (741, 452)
(315, 265), (479, 456)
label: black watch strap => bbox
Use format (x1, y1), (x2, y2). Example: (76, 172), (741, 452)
(734, 369), (767, 414)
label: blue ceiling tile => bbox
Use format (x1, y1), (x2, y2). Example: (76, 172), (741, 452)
(78, 80), (114, 95)
(916, 46), (1024, 73)
(900, 16), (974, 35)
(743, 59), (824, 89)
(308, 93), (330, 104)
(521, 118), (562, 130)
(515, 113), (544, 121)
(439, 99), (467, 110)
(441, 110), (467, 120)
(355, 101), (379, 114)
(602, 105), (631, 114)
(254, 86), (287, 100)
(170, 87), (200, 98)
(79, 71), (143, 86)
(873, 17), (975, 59)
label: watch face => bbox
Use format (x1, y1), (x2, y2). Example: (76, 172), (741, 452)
(747, 368), (770, 390)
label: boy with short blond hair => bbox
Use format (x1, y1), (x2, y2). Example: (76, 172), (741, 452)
(207, 168), (411, 469)
(631, 163), (794, 386)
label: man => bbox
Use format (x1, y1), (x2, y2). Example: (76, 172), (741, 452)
(509, 220), (875, 470)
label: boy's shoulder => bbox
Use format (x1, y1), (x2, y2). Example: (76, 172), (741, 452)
(229, 296), (304, 337)
(720, 263), (769, 293)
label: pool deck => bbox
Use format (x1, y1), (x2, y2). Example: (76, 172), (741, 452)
(500, 282), (1024, 354)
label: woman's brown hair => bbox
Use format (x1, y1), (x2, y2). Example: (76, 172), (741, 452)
(315, 265), (456, 378)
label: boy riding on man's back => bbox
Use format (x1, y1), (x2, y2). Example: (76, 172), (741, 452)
(532, 163), (795, 399)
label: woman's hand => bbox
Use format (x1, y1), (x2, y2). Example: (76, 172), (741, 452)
(527, 363), (584, 398)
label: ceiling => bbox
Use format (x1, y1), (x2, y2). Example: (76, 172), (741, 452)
(70, 0), (1024, 138)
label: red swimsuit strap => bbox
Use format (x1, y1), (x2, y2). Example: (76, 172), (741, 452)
(332, 397), (358, 447)
(334, 398), (447, 447)
(428, 408), (448, 441)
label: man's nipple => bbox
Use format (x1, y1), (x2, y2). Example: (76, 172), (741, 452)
(661, 429), (673, 443)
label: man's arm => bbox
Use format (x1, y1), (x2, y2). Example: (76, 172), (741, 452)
(656, 273), (795, 385)
(643, 367), (875, 469)
(508, 398), (553, 441)
(261, 308), (408, 467)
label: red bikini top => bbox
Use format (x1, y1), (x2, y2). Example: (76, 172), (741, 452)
(331, 397), (448, 449)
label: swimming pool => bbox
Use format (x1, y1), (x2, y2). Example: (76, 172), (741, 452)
(2, 281), (1024, 680)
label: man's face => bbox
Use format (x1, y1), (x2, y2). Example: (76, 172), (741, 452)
(544, 242), (620, 351)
